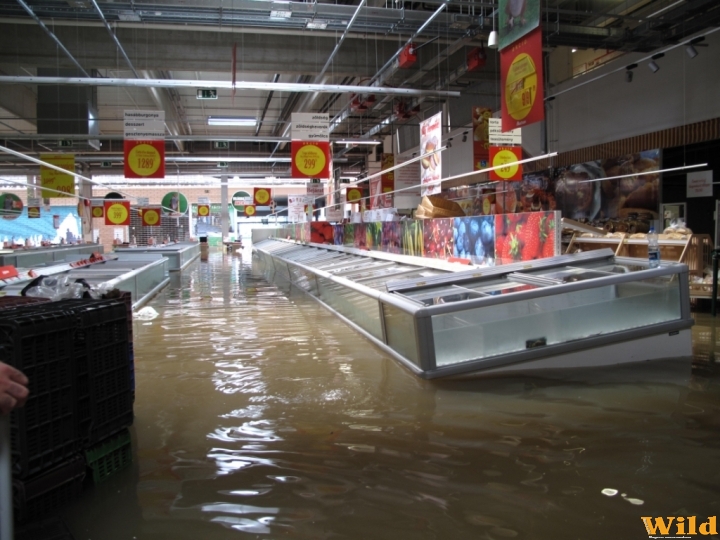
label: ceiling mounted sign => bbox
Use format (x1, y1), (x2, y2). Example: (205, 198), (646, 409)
(104, 200), (130, 226)
(141, 206), (162, 227)
(161, 191), (188, 215)
(244, 205), (257, 217)
(232, 191), (253, 211)
(292, 141), (331, 179)
(254, 188), (272, 206)
(501, 27), (544, 132)
(40, 154), (75, 198)
(489, 146), (523, 181)
(498, 0), (541, 51)
(124, 110), (166, 179)
(197, 204), (210, 217)
(419, 112), (442, 197)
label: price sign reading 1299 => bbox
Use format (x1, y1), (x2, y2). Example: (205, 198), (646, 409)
(291, 141), (330, 179)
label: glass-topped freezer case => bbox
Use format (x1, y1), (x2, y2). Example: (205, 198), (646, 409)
(254, 239), (693, 379)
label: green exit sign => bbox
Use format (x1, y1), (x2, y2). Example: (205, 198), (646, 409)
(217, 161), (229, 168)
(58, 140), (73, 148)
(197, 88), (218, 100)
(101, 161), (112, 168)
(213, 141), (229, 149)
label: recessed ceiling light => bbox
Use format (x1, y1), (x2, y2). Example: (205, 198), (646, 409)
(307, 20), (328, 30)
(333, 139), (382, 145)
(208, 116), (257, 127)
(572, 48), (577, 53)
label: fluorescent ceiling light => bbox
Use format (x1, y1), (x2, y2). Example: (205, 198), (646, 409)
(270, 10), (292, 18)
(571, 48), (577, 53)
(208, 116), (257, 127)
(334, 139), (382, 145)
(307, 20), (328, 29)
(167, 156), (291, 163)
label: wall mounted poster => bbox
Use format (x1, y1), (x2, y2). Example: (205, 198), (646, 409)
(501, 27), (544, 132)
(498, 0), (541, 51)
(419, 112), (442, 196)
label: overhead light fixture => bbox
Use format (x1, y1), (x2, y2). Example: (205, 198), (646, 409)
(208, 116), (257, 127)
(462, 131), (468, 142)
(307, 20), (328, 30)
(572, 48), (577, 53)
(488, 30), (498, 49)
(648, 53), (664, 73)
(270, 9), (292, 18)
(447, 138), (453, 148)
(333, 139), (382, 146)
(686, 44), (698, 58)
(625, 63), (637, 83)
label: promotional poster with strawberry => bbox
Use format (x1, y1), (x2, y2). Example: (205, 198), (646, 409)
(495, 211), (557, 264)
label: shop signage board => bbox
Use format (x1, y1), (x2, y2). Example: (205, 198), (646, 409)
(123, 110), (165, 178)
(326, 205), (343, 222)
(288, 195), (307, 222)
(306, 182), (324, 198)
(346, 186), (365, 203)
(254, 187), (272, 206)
(0, 193), (22, 220)
(161, 191), (188, 215)
(27, 196), (40, 218)
(489, 146), (523, 181)
(232, 191), (253, 211)
(473, 107), (493, 170)
(104, 200), (131, 226)
(291, 113), (329, 141)
(394, 154), (422, 210)
(40, 154), (76, 198)
(291, 141), (331, 179)
(501, 27), (544, 132)
(687, 170), (713, 198)
(141, 207), (162, 227)
(489, 118), (522, 145)
(498, 0), (541, 51)
(419, 112), (442, 197)
(137, 197), (149, 206)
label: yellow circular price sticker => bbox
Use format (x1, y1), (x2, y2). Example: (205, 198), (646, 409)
(245, 206), (256, 216)
(492, 149), (520, 180)
(482, 197), (492, 215)
(294, 145), (326, 177)
(144, 209), (160, 226)
(127, 144), (162, 177)
(505, 52), (538, 122)
(347, 188), (362, 202)
(106, 202), (129, 225)
(254, 189), (270, 205)
(92, 207), (104, 218)
(27, 207), (40, 218)
(198, 205), (210, 217)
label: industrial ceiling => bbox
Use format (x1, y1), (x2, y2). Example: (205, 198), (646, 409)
(0, 0), (717, 179)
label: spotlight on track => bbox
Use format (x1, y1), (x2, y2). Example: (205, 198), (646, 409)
(648, 53), (664, 73)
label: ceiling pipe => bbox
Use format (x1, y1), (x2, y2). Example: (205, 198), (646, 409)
(0, 76), (460, 98)
(14, 0), (90, 78)
(88, 0), (139, 78)
(256, 73), (280, 136)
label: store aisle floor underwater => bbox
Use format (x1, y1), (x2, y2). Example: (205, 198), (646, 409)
(61, 248), (720, 540)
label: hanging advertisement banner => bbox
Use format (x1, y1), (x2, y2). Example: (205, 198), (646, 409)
(687, 170), (713, 198)
(291, 141), (331, 179)
(288, 195), (306, 222)
(141, 207), (162, 227)
(394, 154), (422, 210)
(369, 176), (383, 209)
(161, 191), (188, 215)
(104, 200), (131, 226)
(124, 110), (165, 178)
(0, 193), (22, 220)
(498, 0), (541, 51)
(123, 140), (165, 178)
(244, 205), (257, 217)
(253, 187), (272, 206)
(501, 27), (544, 132)
(489, 118), (522, 145)
(419, 112), (442, 196)
(40, 154), (75, 198)
(472, 107), (493, 170)
(27, 196), (40, 218)
(306, 182), (324, 198)
(381, 153), (394, 207)
(197, 204), (210, 217)
(489, 146), (523, 181)
(346, 186), (365, 203)
(231, 191), (253, 211)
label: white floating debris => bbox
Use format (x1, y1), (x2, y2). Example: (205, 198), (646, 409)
(135, 306), (159, 320)
(601, 489), (619, 497)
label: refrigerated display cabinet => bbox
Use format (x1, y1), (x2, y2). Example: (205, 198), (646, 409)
(254, 239), (693, 379)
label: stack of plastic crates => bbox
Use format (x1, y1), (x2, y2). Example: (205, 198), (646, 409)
(0, 297), (134, 524)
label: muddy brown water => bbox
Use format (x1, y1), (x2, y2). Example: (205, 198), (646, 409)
(61, 249), (720, 539)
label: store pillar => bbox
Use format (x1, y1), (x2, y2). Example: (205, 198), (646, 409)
(79, 165), (93, 242)
(220, 174), (229, 239)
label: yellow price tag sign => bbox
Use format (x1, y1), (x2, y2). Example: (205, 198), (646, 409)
(294, 145), (327, 177)
(492, 149), (521, 180)
(107, 202), (129, 225)
(347, 188), (362, 202)
(245, 205), (257, 216)
(127, 144), (162, 177)
(198, 205), (210, 216)
(144, 209), (160, 226)
(505, 52), (538, 122)
(92, 207), (104, 218)
(254, 189), (270, 205)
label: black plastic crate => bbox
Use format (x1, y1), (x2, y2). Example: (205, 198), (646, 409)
(0, 311), (79, 478)
(13, 455), (86, 524)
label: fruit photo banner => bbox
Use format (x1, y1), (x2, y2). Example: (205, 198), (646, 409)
(501, 27), (544, 132)
(104, 200), (130, 226)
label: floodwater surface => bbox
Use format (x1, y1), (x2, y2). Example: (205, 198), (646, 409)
(62, 249), (720, 539)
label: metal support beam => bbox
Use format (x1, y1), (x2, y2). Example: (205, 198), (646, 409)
(89, 0), (139, 78)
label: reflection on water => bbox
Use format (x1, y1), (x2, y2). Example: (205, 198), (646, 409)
(62, 248), (720, 540)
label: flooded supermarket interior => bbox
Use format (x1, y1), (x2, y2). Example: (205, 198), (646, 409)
(57, 249), (720, 540)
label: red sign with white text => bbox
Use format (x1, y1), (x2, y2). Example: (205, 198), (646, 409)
(104, 200), (131, 226)
(291, 141), (331, 179)
(124, 140), (165, 178)
(501, 27), (544, 132)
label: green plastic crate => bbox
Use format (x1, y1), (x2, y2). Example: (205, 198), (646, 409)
(84, 429), (132, 483)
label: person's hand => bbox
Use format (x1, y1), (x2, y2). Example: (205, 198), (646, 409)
(0, 361), (29, 415)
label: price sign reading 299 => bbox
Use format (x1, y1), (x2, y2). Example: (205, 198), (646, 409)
(291, 141), (330, 179)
